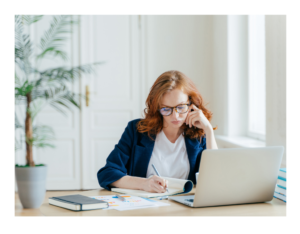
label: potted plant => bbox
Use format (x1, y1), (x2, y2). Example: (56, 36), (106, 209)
(15, 15), (103, 208)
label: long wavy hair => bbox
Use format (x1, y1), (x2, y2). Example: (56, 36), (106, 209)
(137, 70), (217, 141)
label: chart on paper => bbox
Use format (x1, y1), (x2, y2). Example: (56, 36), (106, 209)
(89, 195), (169, 211)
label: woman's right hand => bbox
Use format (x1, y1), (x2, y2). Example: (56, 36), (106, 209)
(141, 175), (168, 193)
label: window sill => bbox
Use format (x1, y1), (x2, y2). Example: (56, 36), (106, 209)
(215, 135), (266, 148)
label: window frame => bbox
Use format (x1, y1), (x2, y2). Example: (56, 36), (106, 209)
(246, 15), (266, 141)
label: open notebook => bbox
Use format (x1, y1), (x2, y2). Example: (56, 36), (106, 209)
(111, 177), (194, 198)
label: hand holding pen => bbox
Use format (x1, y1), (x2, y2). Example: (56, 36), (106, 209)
(140, 164), (169, 193)
(151, 164), (169, 193)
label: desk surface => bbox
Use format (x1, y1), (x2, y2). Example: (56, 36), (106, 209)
(15, 188), (286, 216)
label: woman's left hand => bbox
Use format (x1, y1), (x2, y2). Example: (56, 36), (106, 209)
(185, 104), (212, 131)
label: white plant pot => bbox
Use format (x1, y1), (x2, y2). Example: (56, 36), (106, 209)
(15, 165), (47, 209)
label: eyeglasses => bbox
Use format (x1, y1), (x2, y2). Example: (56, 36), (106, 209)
(158, 101), (191, 116)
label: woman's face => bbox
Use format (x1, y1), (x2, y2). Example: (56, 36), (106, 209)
(160, 88), (190, 128)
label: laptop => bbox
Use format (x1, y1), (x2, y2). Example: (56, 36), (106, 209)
(169, 146), (284, 207)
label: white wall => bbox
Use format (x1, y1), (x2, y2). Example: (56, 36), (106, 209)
(211, 15), (248, 137)
(265, 15), (286, 167)
(210, 15), (228, 134)
(141, 15), (213, 112)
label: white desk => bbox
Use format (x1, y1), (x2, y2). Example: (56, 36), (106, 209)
(15, 188), (286, 216)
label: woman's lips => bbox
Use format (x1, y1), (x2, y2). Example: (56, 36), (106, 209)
(171, 121), (181, 124)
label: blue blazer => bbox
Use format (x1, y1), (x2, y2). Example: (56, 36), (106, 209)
(97, 118), (206, 190)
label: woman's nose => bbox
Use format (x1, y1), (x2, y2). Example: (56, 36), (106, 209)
(172, 108), (180, 118)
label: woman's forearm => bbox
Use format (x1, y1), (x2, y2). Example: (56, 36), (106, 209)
(205, 127), (218, 149)
(111, 175), (168, 193)
(110, 175), (146, 190)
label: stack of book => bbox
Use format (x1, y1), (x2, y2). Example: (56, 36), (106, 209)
(273, 168), (286, 202)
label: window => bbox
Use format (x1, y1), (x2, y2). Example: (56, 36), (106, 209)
(247, 15), (266, 140)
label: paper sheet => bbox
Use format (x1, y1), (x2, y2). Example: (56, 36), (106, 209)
(111, 187), (182, 198)
(89, 195), (169, 211)
(112, 177), (193, 198)
(161, 176), (189, 190)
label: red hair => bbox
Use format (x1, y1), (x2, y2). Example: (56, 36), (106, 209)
(137, 70), (217, 141)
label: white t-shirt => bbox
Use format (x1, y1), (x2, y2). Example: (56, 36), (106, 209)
(146, 130), (190, 179)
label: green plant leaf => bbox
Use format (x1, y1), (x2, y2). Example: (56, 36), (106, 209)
(37, 15), (77, 61)
(29, 125), (56, 148)
(22, 15), (44, 25)
(15, 15), (105, 155)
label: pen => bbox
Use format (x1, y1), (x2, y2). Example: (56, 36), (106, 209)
(151, 164), (169, 193)
(116, 194), (126, 202)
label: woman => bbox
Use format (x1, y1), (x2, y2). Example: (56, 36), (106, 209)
(97, 70), (218, 193)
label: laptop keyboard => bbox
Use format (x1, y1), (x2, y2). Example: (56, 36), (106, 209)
(185, 199), (194, 202)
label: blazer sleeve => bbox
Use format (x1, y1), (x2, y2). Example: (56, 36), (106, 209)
(97, 120), (134, 190)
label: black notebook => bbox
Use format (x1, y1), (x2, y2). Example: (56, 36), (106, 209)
(49, 194), (108, 211)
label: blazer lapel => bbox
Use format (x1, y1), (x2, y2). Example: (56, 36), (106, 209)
(140, 132), (156, 148)
(132, 133), (156, 178)
(185, 136), (203, 182)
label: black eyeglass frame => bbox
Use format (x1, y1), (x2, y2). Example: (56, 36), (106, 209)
(158, 101), (192, 116)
